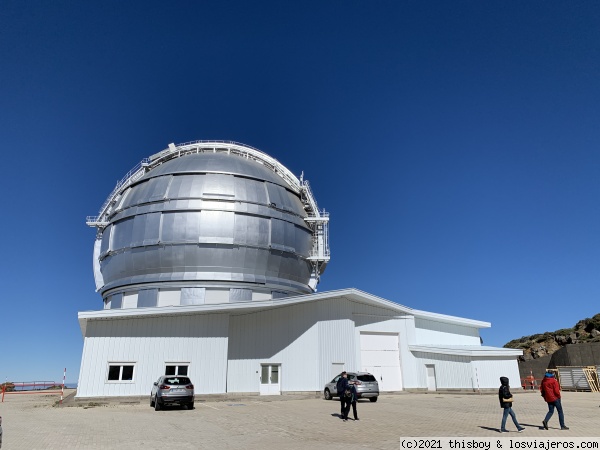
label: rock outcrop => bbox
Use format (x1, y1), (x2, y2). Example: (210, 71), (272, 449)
(504, 313), (600, 362)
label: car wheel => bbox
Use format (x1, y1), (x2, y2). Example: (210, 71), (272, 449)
(150, 395), (155, 407)
(369, 396), (378, 402)
(154, 396), (161, 411)
(324, 388), (332, 400)
(188, 402), (194, 410)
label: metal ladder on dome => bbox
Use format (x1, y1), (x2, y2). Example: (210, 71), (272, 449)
(301, 179), (330, 289)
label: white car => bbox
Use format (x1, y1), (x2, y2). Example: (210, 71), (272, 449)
(324, 372), (379, 402)
(150, 375), (195, 411)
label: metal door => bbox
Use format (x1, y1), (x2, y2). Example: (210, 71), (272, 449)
(259, 364), (281, 395)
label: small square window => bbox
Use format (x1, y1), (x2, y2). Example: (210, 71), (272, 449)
(165, 364), (189, 376)
(107, 363), (135, 382)
(121, 365), (134, 380)
(108, 366), (121, 381)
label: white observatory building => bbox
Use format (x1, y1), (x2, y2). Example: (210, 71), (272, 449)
(77, 141), (521, 397)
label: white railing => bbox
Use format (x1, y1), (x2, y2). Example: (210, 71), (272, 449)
(93, 158), (150, 222)
(90, 141), (318, 223)
(167, 142), (303, 195)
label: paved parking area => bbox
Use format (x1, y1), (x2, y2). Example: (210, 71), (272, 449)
(0, 390), (599, 449)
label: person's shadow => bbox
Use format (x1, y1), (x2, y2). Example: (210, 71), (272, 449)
(479, 424), (543, 433)
(331, 413), (344, 419)
(521, 423), (545, 430)
(479, 426), (503, 433)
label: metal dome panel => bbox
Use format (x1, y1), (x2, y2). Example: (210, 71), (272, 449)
(139, 152), (290, 188)
(88, 141), (330, 307)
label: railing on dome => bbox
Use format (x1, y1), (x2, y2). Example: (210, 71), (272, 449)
(86, 157), (150, 226)
(150, 141), (304, 195)
(86, 141), (330, 285)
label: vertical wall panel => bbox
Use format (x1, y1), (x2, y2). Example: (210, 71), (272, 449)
(138, 289), (158, 308)
(316, 298), (357, 390)
(100, 225), (112, 254)
(111, 218), (134, 251)
(77, 313), (229, 397)
(158, 289), (181, 307)
(414, 318), (481, 345)
(412, 351), (474, 389)
(78, 293), (518, 397)
(181, 287), (205, 305)
(472, 357), (521, 389)
(227, 302), (320, 393)
(122, 292), (138, 309)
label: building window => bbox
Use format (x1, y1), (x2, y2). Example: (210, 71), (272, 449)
(107, 363), (135, 382)
(165, 364), (189, 376)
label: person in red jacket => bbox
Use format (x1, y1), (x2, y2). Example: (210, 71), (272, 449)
(540, 372), (569, 430)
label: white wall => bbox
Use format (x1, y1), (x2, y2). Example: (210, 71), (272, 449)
(315, 298), (358, 389)
(414, 318), (481, 345)
(227, 301), (320, 392)
(158, 289), (180, 307)
(411, 351), (521, 390)
(77, 313), (229, 397)
(227, 296), (371, 393)
(122, 292), (138, 309)
(351, 302), (420, 389)
(472, 357), (521, 389)
(78, 293), (518, 397)
(412, 351), (474, 389)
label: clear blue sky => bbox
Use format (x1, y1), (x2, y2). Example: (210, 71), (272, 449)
(1, 1), (599, 383)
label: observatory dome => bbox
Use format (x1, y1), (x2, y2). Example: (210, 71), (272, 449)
(88, 141), (329, 309)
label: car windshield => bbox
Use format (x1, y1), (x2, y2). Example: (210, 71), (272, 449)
(357, 375), (376, 382)
(163, 377), (191, 385)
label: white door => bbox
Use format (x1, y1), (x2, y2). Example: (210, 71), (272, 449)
(259, 364), (281, 395)
(426, 365), (436, 391)
(331, 363), (345, 379)
(360, 332), (402, 391)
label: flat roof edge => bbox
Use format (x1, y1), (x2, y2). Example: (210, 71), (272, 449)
(77, 288), (490, 329)
(409, 344), (523, 357)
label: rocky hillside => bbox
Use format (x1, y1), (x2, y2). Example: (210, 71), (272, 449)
(504, 313), (600, 361)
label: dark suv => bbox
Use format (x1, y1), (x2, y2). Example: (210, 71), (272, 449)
(324, 372), (379, 402)
(150, 375), (195, 410)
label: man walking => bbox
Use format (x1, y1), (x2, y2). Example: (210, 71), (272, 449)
(343, 381), (359, 421)
(498, 376), (525, 433)
(336, 372), (349, 421)
(540, 372), (569, 430)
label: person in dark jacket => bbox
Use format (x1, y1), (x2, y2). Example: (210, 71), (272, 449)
(343, 381), (359, 421)
(499, 376), (525, 433)
(336, 372), (350, 420)
(540, 372), (569, 430)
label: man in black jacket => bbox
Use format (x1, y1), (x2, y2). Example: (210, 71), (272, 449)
(499, 376), (525, 433)
(343, 382), (359, 421)
(336, 372), (349, 420)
